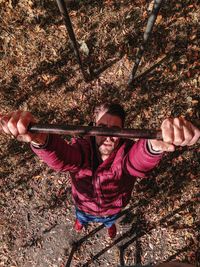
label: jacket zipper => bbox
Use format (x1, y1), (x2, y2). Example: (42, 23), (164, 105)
(90, 137), (102, 216)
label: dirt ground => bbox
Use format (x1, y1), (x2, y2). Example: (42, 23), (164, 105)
(0, 0), (200, 266)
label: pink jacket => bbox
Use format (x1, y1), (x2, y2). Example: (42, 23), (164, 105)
(32, 135), (163, 216)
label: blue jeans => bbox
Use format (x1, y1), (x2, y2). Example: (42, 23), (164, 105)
(76, 208), (118, 228)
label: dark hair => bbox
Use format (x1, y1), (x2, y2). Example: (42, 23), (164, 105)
(93, 102), (126, 126)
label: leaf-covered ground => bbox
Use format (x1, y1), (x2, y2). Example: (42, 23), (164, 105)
(0, 1), (199, 266)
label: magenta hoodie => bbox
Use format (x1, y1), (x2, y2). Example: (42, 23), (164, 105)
(32, 135), (163, 216)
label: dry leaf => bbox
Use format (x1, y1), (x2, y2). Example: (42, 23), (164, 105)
(172, 64), (177, 71)
(156, 15), (163, 25)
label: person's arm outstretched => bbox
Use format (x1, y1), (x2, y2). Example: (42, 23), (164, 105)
(123, 117), (199, 178)
(0, 110), (87, 172)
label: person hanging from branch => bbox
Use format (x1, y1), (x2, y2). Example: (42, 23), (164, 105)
(0, 102), (199, 239)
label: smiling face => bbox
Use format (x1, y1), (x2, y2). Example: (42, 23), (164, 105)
(95, 111), (123, 161)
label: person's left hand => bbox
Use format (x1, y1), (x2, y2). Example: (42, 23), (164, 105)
(149, 117), (200, 152)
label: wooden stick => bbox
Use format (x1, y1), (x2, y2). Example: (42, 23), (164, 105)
(128, 0), (164, 85)
(28, 124), (162, 140)
(55, 0), (88, 80)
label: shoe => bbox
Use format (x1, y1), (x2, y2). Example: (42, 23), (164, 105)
(108, 224), (117, 239)
(74, 219), (83, 232)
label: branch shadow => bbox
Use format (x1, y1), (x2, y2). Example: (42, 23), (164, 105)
(1, 46), (77, 108)
(164, 243), (196, 263)
(47, 0), (198, 81)
(131, 46), (184, 84)
(126, 51), (199, 128)
(64, 224), (105, 267)
(119, 209), (143, 266)
(131, 150), (199, 231)
(159, 0), (198, 21)
(62, 192), (199, 266)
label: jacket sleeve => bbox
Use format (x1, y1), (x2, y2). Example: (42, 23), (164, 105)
(31, 135), (87, 172)
(123, 139), (163, 178)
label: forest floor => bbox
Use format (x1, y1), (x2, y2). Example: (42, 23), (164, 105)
(0, 0), (200, 266)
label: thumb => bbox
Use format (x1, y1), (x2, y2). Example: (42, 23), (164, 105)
(150, 140), (175, 152)
(161, 142), (175, 152)
(16, 134), (33, 142)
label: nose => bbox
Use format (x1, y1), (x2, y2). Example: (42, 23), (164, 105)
(105, 136), (114, 142)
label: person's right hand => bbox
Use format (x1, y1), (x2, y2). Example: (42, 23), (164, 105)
(0, 110), (47, 145)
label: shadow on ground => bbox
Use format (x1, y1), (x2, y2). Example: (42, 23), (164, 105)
(63, 193), (199, 266)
